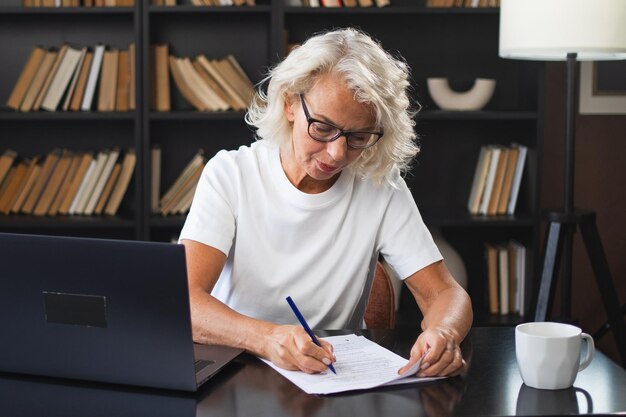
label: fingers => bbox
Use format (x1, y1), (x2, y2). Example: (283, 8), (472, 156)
(267, 326), (335, 374)
(418, 342), (464, 377)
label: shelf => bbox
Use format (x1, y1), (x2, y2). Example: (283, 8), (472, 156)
(0, 7), (134, 15)
(149, 111), (247, 121)
(148, 5), (272, 14)
(0, 215), (136, 229)
(0, 111), (136, 121)
(417, 110), (538, 121)
(284, 6), (499, 15)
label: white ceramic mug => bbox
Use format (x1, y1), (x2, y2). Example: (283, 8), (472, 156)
(515, 322), (594, 390)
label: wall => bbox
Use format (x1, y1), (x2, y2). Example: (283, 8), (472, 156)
(543, 63), (626, 363)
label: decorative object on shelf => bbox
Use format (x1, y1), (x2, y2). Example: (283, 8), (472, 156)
(579, 61), (626, 115)
(426, 77), (496, 111)
(500, 0), (626, 366)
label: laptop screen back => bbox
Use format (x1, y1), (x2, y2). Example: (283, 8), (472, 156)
(0, 233), (198, 391)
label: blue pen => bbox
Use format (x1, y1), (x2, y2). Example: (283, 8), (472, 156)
(286, 296), (337, 374)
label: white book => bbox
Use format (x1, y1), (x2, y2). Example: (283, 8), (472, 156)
(467, 145), (489, 214)
(61, 47), (87, 112)
(309, 0), (320, 6)
(69, 159), (96, 215)
(81, 44), (106, 112)
(75, 151), (108, 214)
(84, 148), (120, 215)
(478, 146), (501, 215)
(41, 46), (83, 112)
(507, 144), (528, 215)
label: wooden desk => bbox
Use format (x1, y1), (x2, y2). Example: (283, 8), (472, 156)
(1, 327), (625, 416)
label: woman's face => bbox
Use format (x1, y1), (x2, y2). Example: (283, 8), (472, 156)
(283, 73), (377, 191)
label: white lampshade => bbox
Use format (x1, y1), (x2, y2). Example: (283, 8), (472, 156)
(499, 0), (626, 61)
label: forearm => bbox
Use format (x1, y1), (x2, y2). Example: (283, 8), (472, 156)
(419, 286), (473, 344)
(189, 286), (274, 357)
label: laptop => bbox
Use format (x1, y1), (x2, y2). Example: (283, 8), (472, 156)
(0, 232), (243, 392)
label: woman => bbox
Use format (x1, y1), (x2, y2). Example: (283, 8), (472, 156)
(180, 28), (472, 377)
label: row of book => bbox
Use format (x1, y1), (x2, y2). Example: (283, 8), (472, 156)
(151, 148), (207, 216)
(485, 241), (526, 317)
(151, 0), (256, 5)
(22, 0), (134, 6)
(467, 143), (527, 217)
(426, 0), (499, 7)
(286, 0), (389, 7)
(152, 44), (254, 112)
(7, 43), (136, 113)
(0, 148), (135, 217)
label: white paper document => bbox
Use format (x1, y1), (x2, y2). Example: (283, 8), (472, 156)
(261, 334), (443, 394)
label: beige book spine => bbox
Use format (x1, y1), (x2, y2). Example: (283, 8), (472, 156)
(10, 157), (40, 213)
(58, 152), (94, 215)
(20, 51), (58, 112)
(48, 153), (82, 216)
(94, 163), (121, 215)
(33, 45), (68, 111)
(104, 149), (136, 216)
(6, 46), (46, 110)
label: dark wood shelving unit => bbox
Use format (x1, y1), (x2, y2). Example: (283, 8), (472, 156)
(0, 0), (543, 326)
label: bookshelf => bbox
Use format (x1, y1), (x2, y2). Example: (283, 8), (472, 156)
(0, 0), (543, 325)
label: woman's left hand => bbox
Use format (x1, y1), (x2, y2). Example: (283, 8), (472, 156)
(398, 326), (466, 377)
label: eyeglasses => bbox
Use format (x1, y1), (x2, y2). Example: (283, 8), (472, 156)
(299, 94), (383, 149)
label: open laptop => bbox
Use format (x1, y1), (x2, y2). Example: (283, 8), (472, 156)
(0, 232), (243, 392)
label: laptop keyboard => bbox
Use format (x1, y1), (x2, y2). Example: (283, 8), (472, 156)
(195, 359), (215, 373)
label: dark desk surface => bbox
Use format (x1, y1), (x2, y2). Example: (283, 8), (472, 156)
(1, 327), (625, 417)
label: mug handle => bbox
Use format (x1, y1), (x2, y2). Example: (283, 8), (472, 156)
(574, 387), (594, 414)
(579, 332), (595, 372)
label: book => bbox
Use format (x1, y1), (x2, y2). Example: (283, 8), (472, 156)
(58, 152), (94, 215)
(81, 44), (106, 111)
(497, 146), (519, 215)
(151, 44), (171, 112)
(151, 145), (161, 213)
(73, 150), (109, 214)
(94, 162), (121, 215)
(262, 334), (438, 394)
(21, 149), (61, 214)
(169, 55), (205, 111)
(159, 149), (205, 212)
(84, 148), (120, 215)
(115, 49), (131, 112)
(10, 156), (40, 214)
(68, 159), (96, 214)
(0, 162), (28, 214)
(97, 49), (119, 112)
(507, 143), (527, 215)
(192, 60), (236, 110)
(33, 149), (73, 216)
(498, 245), (509, 315)
(128, 43), (136, 111)
(487, 147), (510, 216)
(160, 162), (204, 216)
(486, 244), (498, 315)
(467, 145), (490, 215)
(180, 57), (228, 111)
(0, 149), (18, 186)
(33, 44), (68, 111)
(20, 50), (58, 112)
(48, 152), (82, 216)
(6, 46), (46, 110)
(69, 51), (94, 112)
(1, 159), (31, 214)
(61, 47), (88, 112)
(105, 149), (136, 216)
(41, 45), (83, 112)
(196, 55), (247, 110)
(478, 146), (501, 215)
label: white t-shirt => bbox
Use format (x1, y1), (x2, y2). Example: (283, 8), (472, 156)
(180, 140), (442, 329)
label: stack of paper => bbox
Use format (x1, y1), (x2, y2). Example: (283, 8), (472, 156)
(261, 334), (442, 395)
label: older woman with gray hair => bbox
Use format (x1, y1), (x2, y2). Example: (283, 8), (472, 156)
(180, 28), (472, 377)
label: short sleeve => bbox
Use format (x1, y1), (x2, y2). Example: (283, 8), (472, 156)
(179, 150), (239, 256)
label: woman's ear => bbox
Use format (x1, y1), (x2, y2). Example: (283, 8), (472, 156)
(283, 93), (296, 122)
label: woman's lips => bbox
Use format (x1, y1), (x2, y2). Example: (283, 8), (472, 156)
(317, 161), (337, 173)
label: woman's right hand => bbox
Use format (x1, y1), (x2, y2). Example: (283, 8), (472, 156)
(263, 325), (335, 374)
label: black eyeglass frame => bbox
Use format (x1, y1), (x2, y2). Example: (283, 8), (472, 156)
(299, 94), (384, 149)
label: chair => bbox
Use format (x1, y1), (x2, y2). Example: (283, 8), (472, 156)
(364, 261), (396, 329)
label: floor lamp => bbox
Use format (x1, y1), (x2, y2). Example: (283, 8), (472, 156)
(499, 0), (626, 366)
